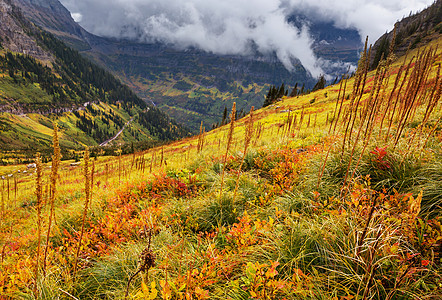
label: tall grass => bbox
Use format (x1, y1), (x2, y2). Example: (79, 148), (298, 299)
(43, 124), (61, 276)
(233, 106), (254, 202)
(73, 147), (91, 280)
(219, 102), (236, 198)
(34, 153), (43, 298)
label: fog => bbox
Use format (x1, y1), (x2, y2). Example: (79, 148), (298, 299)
(59, 0), (433, 77)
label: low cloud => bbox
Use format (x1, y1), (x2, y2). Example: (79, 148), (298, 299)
(59, 0), (433, 78)
(70, 12), (82, 22)
(286, 0), (433, 43)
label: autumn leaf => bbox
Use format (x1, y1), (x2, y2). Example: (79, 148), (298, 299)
(265, 261), (279, 278)
(160, 280), (172, 300)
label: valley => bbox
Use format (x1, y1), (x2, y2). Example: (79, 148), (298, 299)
(15, 0), (362, 132)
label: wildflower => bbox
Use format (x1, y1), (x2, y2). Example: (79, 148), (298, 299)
(370, 146), (391, 169)
(421, 260), (430, 267)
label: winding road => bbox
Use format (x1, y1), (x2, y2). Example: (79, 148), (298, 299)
(99, 117), (134, 146)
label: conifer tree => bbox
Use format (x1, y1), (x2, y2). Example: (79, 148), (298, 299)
(290, 83), (298, 97)
(312, 75), (326, 92)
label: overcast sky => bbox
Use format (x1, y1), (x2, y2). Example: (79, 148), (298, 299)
(59, 0), (434, 77)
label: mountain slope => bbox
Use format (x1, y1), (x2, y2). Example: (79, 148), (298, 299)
(0, 0), (190, 155)
(371, 0), (442, 68)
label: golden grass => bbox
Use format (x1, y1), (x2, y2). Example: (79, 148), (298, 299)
(0, 36), (441, 299)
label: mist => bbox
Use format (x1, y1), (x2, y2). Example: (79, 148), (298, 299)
(59, 0), (434, 78)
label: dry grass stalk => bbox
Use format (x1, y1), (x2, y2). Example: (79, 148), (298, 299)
(421, 63), (441, 126)
(385, 57), (415, 141)
(142, 155), (146, 172)
(342, 43), (371, 155)
(34, 153), (43, 298)
(1, 222), (13, 263)
(197, 121), (204, 153)
(201, 127), (205, 152)
(333, 77), (349, 135)
(353, 37), (369, 96)
(90, 160), (95, 198)
(347, 44), (371, 143)
(43, 184), (48, 208)
(219, 102), (236, 198)
(291, 115), (297, 137)
(422, 112), (442, 149)
(341, 59), (389, 190)
(341, 63), (373, 157)
(403, 63), (441, 154)
(43, 124), (61, 276)
(131, 152), (136, 171)
(378, 59), (407, 138)
(407, 50), (434, 122)
(125, 227), (156, 299)
(73, 147), (91, 280)
(297, 108), (305, 137)
(286, 111), (292, 137)
(59, 288), (80, 300)
(233, 107), (254, 202)
(360, 227), (383, 300)
(393, 49), (434, 148)
(341, 97), (358, 154)
(364, 63), (389, 140)
(356, 195), (378, 257)
(1, 179), (4, 218)
(150, 152), (154, 173)
(329, 77), (345, 134)
(118, 148), (122, 182)
(105, 163), (109, 184)
(14, 176), (17, 208)
(7, 177), (9, 205)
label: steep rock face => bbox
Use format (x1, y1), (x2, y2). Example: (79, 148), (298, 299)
(13, 0), (94, 50)
(0, 0), (52, 61)
(15, 0), (78, 34)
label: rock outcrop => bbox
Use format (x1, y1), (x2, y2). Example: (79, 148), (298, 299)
(0, 0), (53, 61)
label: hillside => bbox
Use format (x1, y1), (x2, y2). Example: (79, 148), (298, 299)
(371, 0), (442, 69)
(12, 0), (362, 132)
(0, 0), (190, 158)
(0, 28), (441, 299)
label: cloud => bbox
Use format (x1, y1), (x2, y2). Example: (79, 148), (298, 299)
(58, 0), (434, 77)
(70, 12), (82, 22)
(285, 0), (433, 43)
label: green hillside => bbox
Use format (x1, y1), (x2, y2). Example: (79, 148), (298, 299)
(0, 1), (190, 159)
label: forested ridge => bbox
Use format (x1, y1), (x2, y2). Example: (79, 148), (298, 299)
(0, 0), (190, 151)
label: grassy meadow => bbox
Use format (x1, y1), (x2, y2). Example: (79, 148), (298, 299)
(0, 37), (442, 299)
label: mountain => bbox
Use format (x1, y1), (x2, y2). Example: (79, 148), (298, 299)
(12, 0), (362, 132)
(0, 0), (190, 157)
(371, 0), (442, 69)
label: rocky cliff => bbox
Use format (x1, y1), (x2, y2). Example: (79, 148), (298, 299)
(0, 0), (52, 61)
